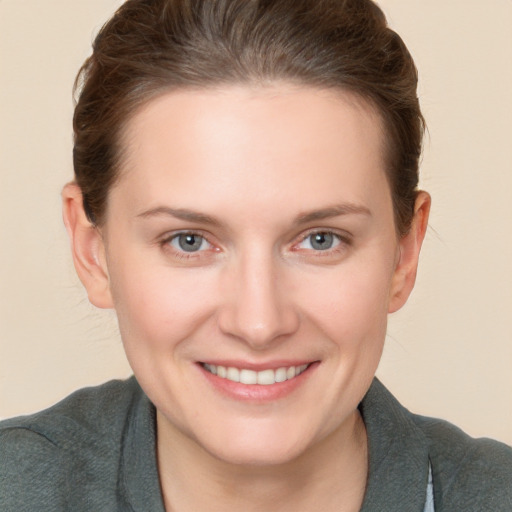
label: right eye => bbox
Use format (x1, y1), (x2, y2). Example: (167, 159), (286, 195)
(297, 231), (341, 251)
(168, 233), (211, 253)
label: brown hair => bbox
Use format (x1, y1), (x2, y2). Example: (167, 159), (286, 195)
(73, 0), (424, 234)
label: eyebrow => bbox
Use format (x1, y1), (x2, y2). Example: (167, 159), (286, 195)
(136, 207), (222, 226)
(293, 204), (372, 225)
(137, 203), (371, 227)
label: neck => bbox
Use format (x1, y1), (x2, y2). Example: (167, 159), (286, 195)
(156, 409), (368, 512)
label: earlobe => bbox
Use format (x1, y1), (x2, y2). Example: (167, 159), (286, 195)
(62, 183), (114, 309)
(388, 191), (431, 313)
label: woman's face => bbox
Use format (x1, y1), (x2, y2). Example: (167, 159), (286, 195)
(97, 86), (418, 465)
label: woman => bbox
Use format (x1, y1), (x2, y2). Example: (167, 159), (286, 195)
(1, 0), (511, 510)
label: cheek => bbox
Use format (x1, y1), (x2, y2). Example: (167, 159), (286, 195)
(108, 259), (218, 353)
(296, 256), (394, 346)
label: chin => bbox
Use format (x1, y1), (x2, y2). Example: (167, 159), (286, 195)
(195, 419), (317, 467)
(209, 441), (306, 467)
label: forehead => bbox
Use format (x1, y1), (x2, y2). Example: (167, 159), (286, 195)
(112, 85), (390, 221)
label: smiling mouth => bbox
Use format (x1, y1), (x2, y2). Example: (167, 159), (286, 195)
(201, 363), (310, 385)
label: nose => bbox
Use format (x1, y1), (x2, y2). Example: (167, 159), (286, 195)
(217, 250), (300, 349)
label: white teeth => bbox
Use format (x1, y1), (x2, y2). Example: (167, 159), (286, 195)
(257, 369), (275, 385)
(239, 369), (257, 385)
(204, 363), (217, 375)
(203, 363), (310, 385)
(226, 367), (240, 382)
(275, 367), (287, 383)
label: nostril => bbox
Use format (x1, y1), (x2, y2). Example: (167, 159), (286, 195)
(217, 257), (301, 346)
(217, 305), (300, 348)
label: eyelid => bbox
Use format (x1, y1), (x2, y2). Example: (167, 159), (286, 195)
(288, 228), (353, 259)
(294, 227), (352, 246)
(159, 229), (219, 254)
(157, 227), (352, 260)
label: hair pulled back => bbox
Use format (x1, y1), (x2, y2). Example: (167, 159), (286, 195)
(73, 0), (424, 234)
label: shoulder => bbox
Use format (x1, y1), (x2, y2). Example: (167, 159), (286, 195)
(0, 377), (143, 511)
(362, 379), (512, 510)
(413, 413), (512, 509)
(0, 377), (140, 448)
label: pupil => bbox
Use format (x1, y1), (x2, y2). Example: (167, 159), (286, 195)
(311, 233), (333, 250)
(179, 234), (202, 252)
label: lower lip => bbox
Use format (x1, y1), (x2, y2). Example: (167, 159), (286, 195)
(198, 362), (319, 402)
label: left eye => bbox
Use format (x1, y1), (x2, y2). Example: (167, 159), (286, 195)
(298, 232), (341, 251)
(169, 233), (210, 253)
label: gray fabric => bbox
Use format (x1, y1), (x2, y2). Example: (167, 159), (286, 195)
(0, 379), (164, 512)
(1, 377), (511, 511)
(358, 380), (512, 511)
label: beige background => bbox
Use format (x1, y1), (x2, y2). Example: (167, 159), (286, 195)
(1, 1), (511, 445)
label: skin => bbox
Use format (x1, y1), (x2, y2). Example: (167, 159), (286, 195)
(63, 85), (430, 511)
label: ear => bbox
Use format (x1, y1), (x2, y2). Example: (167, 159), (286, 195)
(62, 183), (114, 309)
(388, 191), (431, 313)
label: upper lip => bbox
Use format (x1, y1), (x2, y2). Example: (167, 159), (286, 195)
(198, 360), (318, 371)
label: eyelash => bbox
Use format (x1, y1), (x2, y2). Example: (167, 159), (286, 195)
(159, 231), (216, 260)
(159, 229), (352, 260)
(292, 229), (352, 257)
